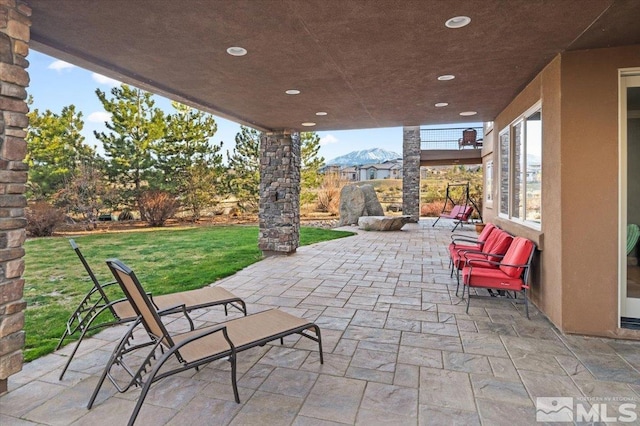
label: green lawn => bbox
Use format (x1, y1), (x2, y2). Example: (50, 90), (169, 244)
(23, 225), (354, 361)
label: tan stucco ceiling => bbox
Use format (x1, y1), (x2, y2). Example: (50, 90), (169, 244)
(27, 0), (640, 132)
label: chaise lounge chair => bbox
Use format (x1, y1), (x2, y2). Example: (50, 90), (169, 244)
(57, 239), (247, 380)
(87, 258), (323, 426)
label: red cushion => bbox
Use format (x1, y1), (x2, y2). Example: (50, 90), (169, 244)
(460, 206), (474, 220)
(499, 237), (535, 278)
(449, 242), (479, 254)
(462, 266), (524, 291)
(449, 222), (496, 255)
(451, 249), (479, 269)
(477, 223), (496, 243)
(457, 251), (496, 269)
(442, 205), (464, 219)
(482, 230), (513, 262)
(449, 243), (479, 263)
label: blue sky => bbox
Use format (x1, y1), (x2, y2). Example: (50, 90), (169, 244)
(28, 50), (408, 162)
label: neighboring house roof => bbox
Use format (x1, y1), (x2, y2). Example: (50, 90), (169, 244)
(359, 161), (403, 171)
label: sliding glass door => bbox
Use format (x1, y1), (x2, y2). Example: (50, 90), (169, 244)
(620, 73), (640, 326)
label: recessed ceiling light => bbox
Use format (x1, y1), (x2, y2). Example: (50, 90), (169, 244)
(445, 16), (471, 29)
(434, 102), (449, 108)
(301, 122), (316, 127)
(226, 46), (247, 56)
(437, 74), (455, 81)
(459, 111), (477, 116)
(315, 111), (328, 116)
(285, 89), (300, 95)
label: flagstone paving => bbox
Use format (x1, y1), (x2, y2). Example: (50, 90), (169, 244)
(1, 220), (639, 425)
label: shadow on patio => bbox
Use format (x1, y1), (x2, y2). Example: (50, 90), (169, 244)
(1, 220), (639, 425)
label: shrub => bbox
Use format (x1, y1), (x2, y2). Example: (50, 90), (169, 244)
(139, 190), (180, 227)
(420, 200), (445, 217)
(316, 172), (344, 215)
(26, 202), (66, 237)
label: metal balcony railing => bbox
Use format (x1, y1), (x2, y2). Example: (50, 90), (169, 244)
(420, 127), (483, 150)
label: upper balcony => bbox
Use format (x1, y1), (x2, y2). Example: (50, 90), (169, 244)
(420, 126), (484, 166)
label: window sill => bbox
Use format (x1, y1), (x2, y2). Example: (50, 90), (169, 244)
(494, 218), (544, 250)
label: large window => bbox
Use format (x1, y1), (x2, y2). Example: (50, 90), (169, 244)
(499, 104), (542, 227)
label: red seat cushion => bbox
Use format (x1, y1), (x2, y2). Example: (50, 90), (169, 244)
(449, 243), (479, 259)
(441, 205), (462, 219)
(462, 266), (524, 291)
(499, 237), (535, 278)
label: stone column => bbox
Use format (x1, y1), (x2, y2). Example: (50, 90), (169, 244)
(259, 130), (300, 256)
(0, 0), (30, 394)
(402, 126), (420, 222)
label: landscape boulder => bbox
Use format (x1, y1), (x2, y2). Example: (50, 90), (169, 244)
(338, 184), (385, 226)
(360, 184), (384, 216)
(358, 215), (411, 231)
(338, 184), (366, 226)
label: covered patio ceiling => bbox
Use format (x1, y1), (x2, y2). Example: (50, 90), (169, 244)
(28, 0), (640, 132)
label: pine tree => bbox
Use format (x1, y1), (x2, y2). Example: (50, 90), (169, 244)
(226, 126), (260, 212)
(155, 102), (224, 220)
(26, 102), (96, 200)
(94, 85), (166, 216)
(300, 132), (325, 205)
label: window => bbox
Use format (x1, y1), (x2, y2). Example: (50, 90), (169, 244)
(499, 129), (510, 216)
(498, 103), (542, 227)
(485, 160), (493, 205)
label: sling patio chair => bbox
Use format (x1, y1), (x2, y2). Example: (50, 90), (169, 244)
(57, 239), (247, 380)
(87, 259), (323, 426)
(461, 236), (536, 318)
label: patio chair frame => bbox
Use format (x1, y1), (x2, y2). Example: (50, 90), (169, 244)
(461, 238), (536, 318)
(88, 258), (323, 426)
(57, 239), (247, 380)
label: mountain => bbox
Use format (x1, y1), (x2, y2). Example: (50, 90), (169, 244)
(326, 148), (402, 166)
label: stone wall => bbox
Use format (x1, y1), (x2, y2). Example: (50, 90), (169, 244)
(402, 126), (420, 222)
(0, 0), (30, 394)
(258, 130), (300, 255)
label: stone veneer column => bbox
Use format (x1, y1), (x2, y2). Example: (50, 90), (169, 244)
(0, 0), (30, 394)
(259, 130), (300, 256)
(402, 126), (420, 222)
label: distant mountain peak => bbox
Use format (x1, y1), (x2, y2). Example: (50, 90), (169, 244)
(326, 148), (401, 166)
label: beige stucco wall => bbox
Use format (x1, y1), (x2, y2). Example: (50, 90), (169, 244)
(484, 56), (564, 327)
(484, 45), (640, 338)
(560, 45), (640, 337)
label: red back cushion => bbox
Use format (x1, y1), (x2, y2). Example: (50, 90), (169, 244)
(460, 206), (474, 220)
(482, 230), (513, 262)
(500, 237), (535, 278)
(477, 223), (496, 243)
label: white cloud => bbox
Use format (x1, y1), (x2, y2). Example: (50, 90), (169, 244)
(320, 134), (339, 146)
(87, 111), (112, 123)
(92, 73), (121, 86)
(48, 60), (75, 71)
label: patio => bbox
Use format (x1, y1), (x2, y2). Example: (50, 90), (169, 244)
(1, 220), (639, 425)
